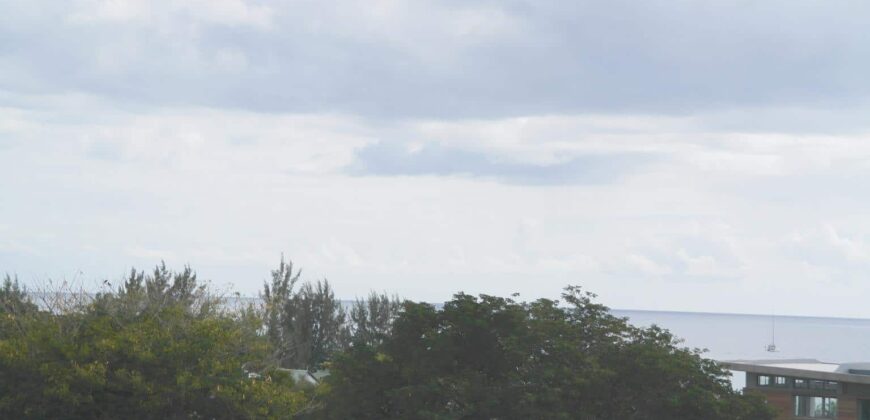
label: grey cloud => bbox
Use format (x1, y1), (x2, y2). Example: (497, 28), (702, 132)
(3, 1), (870, 121)
(348, 141), (655, 185)
(696, 107), (870, 135)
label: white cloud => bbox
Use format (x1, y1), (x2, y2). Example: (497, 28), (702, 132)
(675, 249), (719, 277)
(6, 67), (870, 316)
(69, 0), (274, 28)
(536, 254), (600, 273)
(625, 254), (672, 276)
(313, 0), (525, 65)
(822, 224), (870, 263)
(0, 105), (373, 176)
(9, 0), (870, 321)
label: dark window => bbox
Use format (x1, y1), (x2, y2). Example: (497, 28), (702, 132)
(810, 380), (826, 389)
(795, 396), (837, 418)
(758, 375), (771, 386)
(795, 379), (808, 388)
(824, 381), (838, 391)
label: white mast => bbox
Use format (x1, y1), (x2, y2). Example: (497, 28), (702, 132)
(766, 313), (777, 352)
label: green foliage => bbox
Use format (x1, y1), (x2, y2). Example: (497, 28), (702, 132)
(349, 291), (402, 347)
(262, 257), (302, 356)
(0, 265), (310, 419)
(0, 275), (39, 339)
(318, 286), (775, 420)
(2, 261), (766, 420)
(1, 275), (37, 315)
(262, 257), (350, 370)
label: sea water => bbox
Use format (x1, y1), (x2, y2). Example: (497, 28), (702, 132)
(614, 309), (870, 389)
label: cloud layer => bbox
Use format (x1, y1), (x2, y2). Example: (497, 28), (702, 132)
(3, 0), (870, 317)
(4, 0), (870, 117)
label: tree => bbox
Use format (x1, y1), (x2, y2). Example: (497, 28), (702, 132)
(284, 280), (350, 370)
(349, 291), (401, 347)
(261, 256), (301, 362)
(318, 286), (774, 420)
(0, 265), (310, 419)
(262, 257), (349, 370)
(0, 275), (38, 338)
(0, 275), (37, 313)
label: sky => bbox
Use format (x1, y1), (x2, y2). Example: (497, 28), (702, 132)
(3, 0), (870, 317)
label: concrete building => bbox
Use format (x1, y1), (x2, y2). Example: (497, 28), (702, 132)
(721, 359), (870, 420)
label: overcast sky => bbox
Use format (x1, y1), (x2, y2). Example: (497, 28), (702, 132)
(4, 0), (870, 317)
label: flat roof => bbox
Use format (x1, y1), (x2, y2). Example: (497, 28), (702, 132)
(720, 359), (870, 385)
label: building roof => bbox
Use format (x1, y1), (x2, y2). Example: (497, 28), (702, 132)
(286, 369), (319, 386)
(276, 368), (331, 387)
(720, 359), (870, 385)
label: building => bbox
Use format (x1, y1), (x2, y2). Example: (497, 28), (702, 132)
(247, 368), (330, 388)
(721, 359), (870, 420)
(281, 368), (330, 388)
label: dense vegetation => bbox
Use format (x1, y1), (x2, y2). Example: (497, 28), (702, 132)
(319, 287), (773, 419)
(0, 268), (307, 419)
(0, 262), (774, 419)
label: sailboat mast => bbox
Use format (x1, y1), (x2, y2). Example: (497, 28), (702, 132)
(771, 314), (775, 344)
(766, 312), (777, 352)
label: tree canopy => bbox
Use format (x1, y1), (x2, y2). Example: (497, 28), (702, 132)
(0, 264), (310, 419)
(1, 261), (772, 419)
(318, 287), (774, 420)
(261, 258), (350, 370)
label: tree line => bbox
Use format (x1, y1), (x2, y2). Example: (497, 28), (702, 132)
(0, 259), (775, 419)
(260, 257), (401, 370)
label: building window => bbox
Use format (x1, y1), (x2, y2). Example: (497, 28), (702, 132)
(795, 396), (837, 418)
(774, 376), (787, 386)
(810, 380), (826, 389)
(824, 381), (838, 391)
(795, 378), (808, 388)
(758, 375), (771, 386)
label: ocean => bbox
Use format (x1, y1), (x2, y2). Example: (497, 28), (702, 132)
(614, 309), (870, 389)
